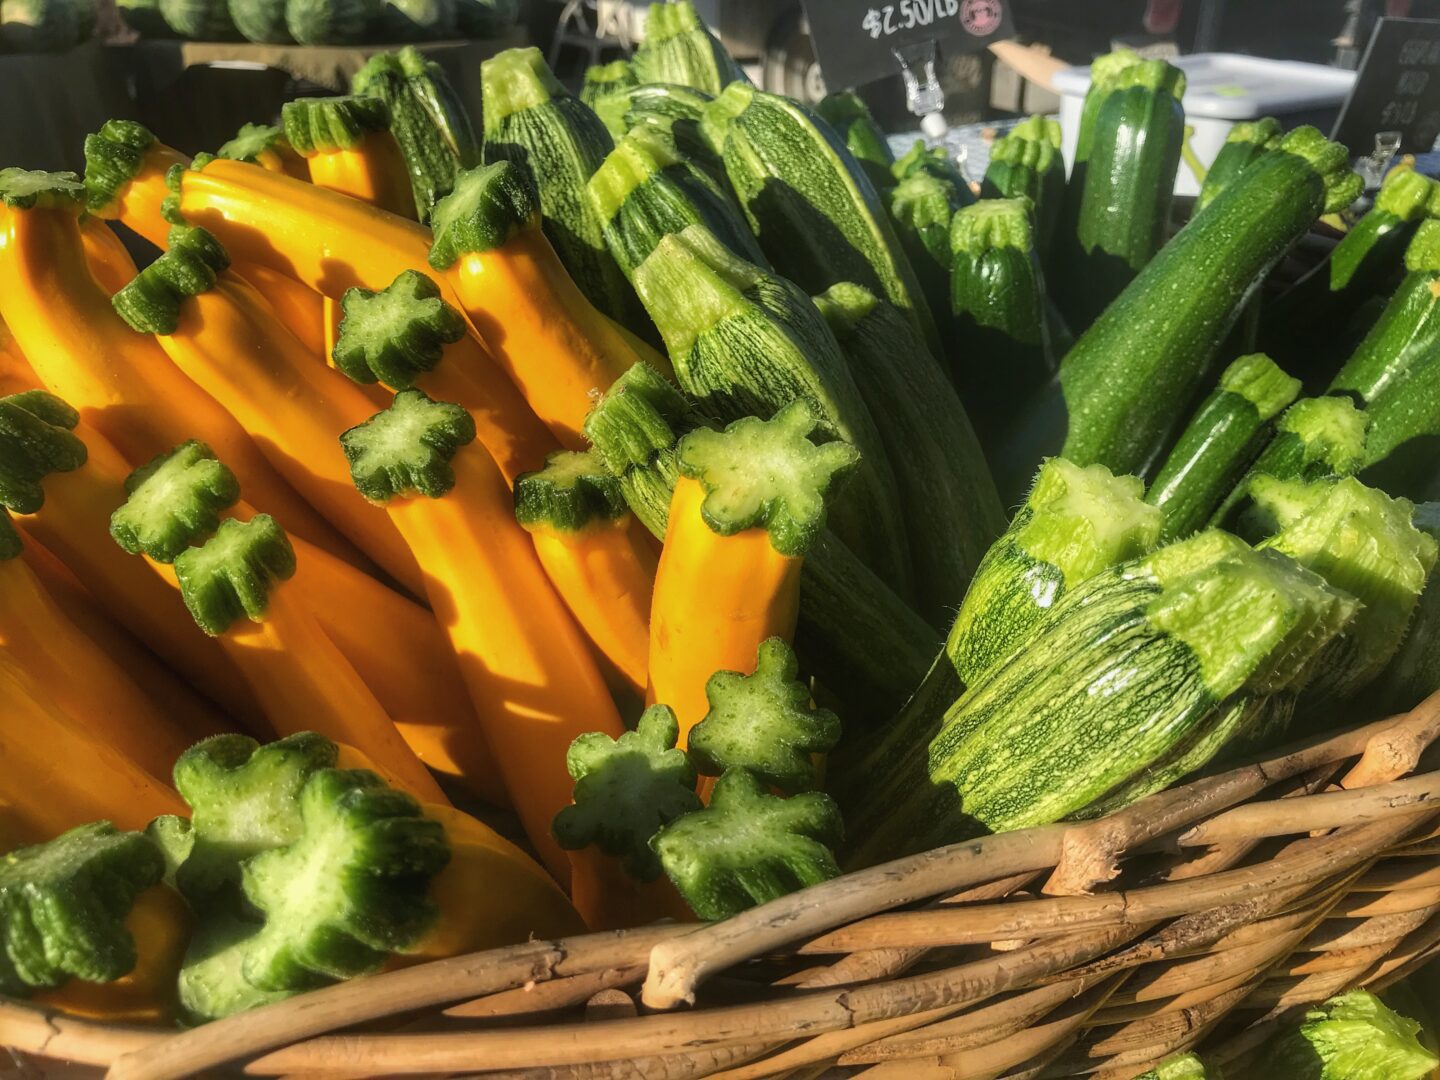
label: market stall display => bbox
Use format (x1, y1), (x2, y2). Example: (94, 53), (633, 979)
(2, 3), (1440, 1075)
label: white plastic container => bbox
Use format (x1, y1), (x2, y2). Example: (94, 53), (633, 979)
(1053, 53), (1356, 196)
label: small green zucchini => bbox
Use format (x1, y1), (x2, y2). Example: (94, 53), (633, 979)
(817, 91), (895, 196)
(814, 282), (1006, 626)
(1147, 353), (1301, 541)
(580, 59), (637, 106)
(1194, 118), (1280, 214)
(888, 170), (966, 356)
(981, 115), (1064, 257)
(702, 83), (943, 359)
(632, 0), (747, 96)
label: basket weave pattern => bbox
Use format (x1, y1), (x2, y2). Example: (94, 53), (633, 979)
(6, 691), (1440, 1080)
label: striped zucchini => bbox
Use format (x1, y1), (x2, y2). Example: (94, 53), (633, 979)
(632, 0), (747, 96)
(1061, 59), (1186, 330)
(888, 170), (966, 356)
(353, 47), (480, 223)
(814, 282), (1005, 625)
(587, 122), (766, 279)
(851, 530), (1353, 859)
(1260, 168), (1440, 380)
(945, 457), (1160, 685)
(580, 59), (637, 106)
(981, 115), (1064, 257)
(1194, 118), (1280, 214)
(1329, 221), (1440, 406)
(1212, 395), (1370, 534)
(1372, 502), (1440, 715)
(994, 127), (1362, 499)
(630, 224), (912, 596)
(817, 91), (895, 196)
(1359, 345), (1440, 501)
(1255, 475), (1438, 706)
(591, 82), (713, 140)
(949, 197), (1053, 440)
(480, 47), (646, 332)
(1147, 353), (1301, 541)
(702, 84), (943, 359)
(583, 363), (935, 712)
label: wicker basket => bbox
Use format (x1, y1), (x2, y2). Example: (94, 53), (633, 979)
(5, 689), (1440, 1080)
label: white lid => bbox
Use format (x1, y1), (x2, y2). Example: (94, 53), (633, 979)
(1051, 53), (1356, 120)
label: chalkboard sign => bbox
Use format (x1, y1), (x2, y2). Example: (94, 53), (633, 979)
(1333, 17), (1440, 157)
(800, 0), (1013, 92)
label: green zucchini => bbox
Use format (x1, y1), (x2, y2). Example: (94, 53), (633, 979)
(1371, 502), (1440, 715)
(1147, 353), (1301, 542)
(1260, 167), (1440, 381)
(580, 59), (637, 106)
(583, 363), (936, 712)
(1359, 343), (1440, 501)
(587, 122), (767, 279)
(813, 282), (1005, 625)
(1194, 118), (1281, 214)
(215, 123), (291, 165)
(591, 81), (712, 141)
(702, 83), (943, 359)
(851, 530), (1354, 859)
(817, 91), (895, 196)
(888, 170), (965, 356)
(480, 47), (646, 333)
(1254, 475), (1438, 705)
(1212, 395), (1370, 534)
(632, 0), (747, 96)
(994, 127), (1362, 500)
(353, 47), (479, 224)
(948, 197), (1053, 439)
(981, 115), (1064, 257)
(631, 224), (912, 595)
(1061, 59), (1186, 330)
(891, 139), (974, 202)
(1328, 220), (1440, 406)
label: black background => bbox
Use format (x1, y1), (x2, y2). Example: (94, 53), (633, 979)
(1333, 17), (1440, 156)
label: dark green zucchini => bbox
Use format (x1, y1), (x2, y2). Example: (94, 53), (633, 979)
(1147, 353), (1301, 541)
(352, 47), (479, 224)
(850, 529), (1353, 860)
(887, 170), (965, 356)
(1371, 502), (1440, 715)
(949, 197), (1053, 439)
(480, 47), (646, 332)
(1359, 342), (1440, 501)
(632, 0), (747, 95)
(891, 138), (974, 200)
(813, 282), (1005, 625)
(702, 83), (943, 359)
(981, 115), (1064, 257)
(583, 363), (935, 713)
(580, 59), (637, 106)
(588, 122), (767, 278)
(1060, 59), (1186, 330)
(591, 82), (713, 141)
(993, 127), (1362, 500)
(1194, 118), (1280, 214)
(630, 223), (913, 597)
(817, 91), (894, 196)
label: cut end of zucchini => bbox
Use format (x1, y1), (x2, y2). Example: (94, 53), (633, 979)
(0, 390), (86, 516)
(112, 226), (231, 335)
(632, 223), (761, 358)
(110, 440), (240, 563)
(1376, 166), (1440, 221)
(583, 361), (698, 473)
(811, 281), (880, 339)
(552, 703), (701, 882)
(1223, 117), (1282, 149)
(893, 172), (963, 243)
(814, 90), (874, 126)
(427, 160), (539, 269)
(1276, 396), (1370, 476)
(480, 47), (565, 131)
(581, 59), (638, 106)
(514, 449), (628, 533)
(1220, 353), (1302, 423)
(689, 637), (840, 794)
(891, 139), (968, 190)
(1274, 126), (1363, 214)
(341, 389), (476, 503)
(1138, 529), (1356, 699)
(698, 81), (753, 153)
(676, 399), (859, 557)
(643, 0), (705, 39)
(216, 123), (290, 165)
(81, 119), (157, 214)
(0, 168), (85, 211)
(989, 116), (1063, 172)
(1405, 218), (1440, 274)
(949, 196), (1035, 256)
(333, 270), (464, 389)
(1110, 58), (1186, 99)
(587, 123), (685, 226)
(280, 96), (391, 157)
(175, 515), (296, 636)
(1015, 458), (1162, 586)
(1088, 46), (1145, 89)
(634, 1), (747, 96)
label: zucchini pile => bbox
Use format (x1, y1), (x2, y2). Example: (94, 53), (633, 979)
(0, 13), (1438, 1030)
